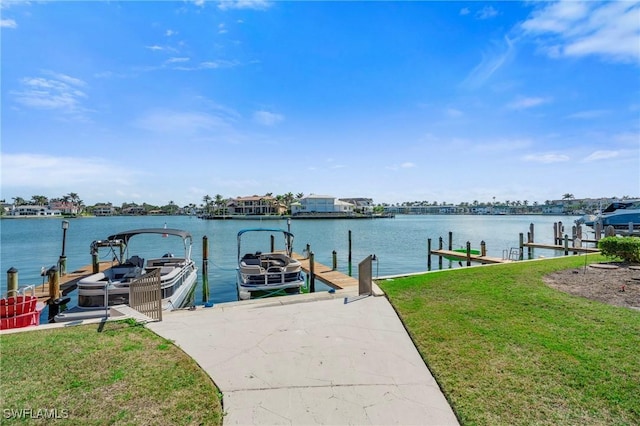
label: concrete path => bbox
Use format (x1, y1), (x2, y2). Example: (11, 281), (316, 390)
(148, 291), (459, 425)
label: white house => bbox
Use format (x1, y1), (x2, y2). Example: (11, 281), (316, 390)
(8, 205), (62, 217)
(291, 194), (355, 215)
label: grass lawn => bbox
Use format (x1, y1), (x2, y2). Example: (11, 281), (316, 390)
(0, 320), (222, 425)
(378, 254), (640, 426)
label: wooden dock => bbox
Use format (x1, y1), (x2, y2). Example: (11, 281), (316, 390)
(33, 261), (113, 303)
(522, 243), (600, 254)
(291, 253), (359, 289)
(429, 249), (512, 264)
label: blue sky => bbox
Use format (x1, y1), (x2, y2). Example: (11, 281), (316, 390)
(1, 0), (639, 207)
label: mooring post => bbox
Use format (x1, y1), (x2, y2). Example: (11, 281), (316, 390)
(527, 232), (533, 259)
(480, 240), (486, 257)
(91, 244), (99, 274)
(558, 221), (563, 244)
(427, 238), (432, 271)
(519, 233), (525, 261)
(466, 241), (471, 267)
(595, 222), (602, 241)
(7, 267), (18, 298)
(202, 236), (209, 304)
(309, 251), (315, 293)
(438, 236), (443, 270)
(59, 220), (69, 276)
(529, 223), (534, 246)
(564, 234), (569, 256)
(332, 250), (337, 270)
(553, 222), (558, 245)
(47, 266), (61, 322)
(448, 231), (453, 251)
(348, 230), (352, 277)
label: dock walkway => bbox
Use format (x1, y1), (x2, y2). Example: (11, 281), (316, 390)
(429, 249), (512, 264)
(33, 261), (113, 303)
(292, 252), (359, 289)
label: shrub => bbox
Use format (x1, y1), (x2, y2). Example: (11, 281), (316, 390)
(597, 236), (640, 264)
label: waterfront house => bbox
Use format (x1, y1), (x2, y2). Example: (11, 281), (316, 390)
(93, 204), (115, 216)
(339, 198), (374, 214)
(227, 195), (286, 215)
(291, 194), (355, 215)
(8, 205), (62, 217)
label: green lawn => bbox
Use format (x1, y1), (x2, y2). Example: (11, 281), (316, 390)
(378, 255), (640, 426)
(0, 320), (222, 425)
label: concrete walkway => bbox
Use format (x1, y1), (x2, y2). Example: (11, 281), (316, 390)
(148, 290), (459, 425)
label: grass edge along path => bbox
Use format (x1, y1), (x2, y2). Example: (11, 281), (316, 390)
(0, 320), (222, 425)
(378, 255), (639, 426)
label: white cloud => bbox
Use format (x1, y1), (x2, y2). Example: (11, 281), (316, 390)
(566, 110), (609, 119)
(459, 8), (470, 16)
(583, 150), (620, 162)
(445, 108), (463, 118)
(507, 96), (551, 110)
(134, 110), (232, 134)
(523, 153), (570, 163)
(1, 153), (137, 190)
(461, 36), (515, 89)
(165, 29), (177, 36)
(10, 72), (89, 118)
(145, 45), (165, 51)
(477, 6), (499, 20)
(400, 162), (416, 169)
(166, 57), (190, 64)
(521, 1), (640, 64)
(1, 18), (17, 28)
(253, 110), (283, 126)
(218, 0), (272, 11)
(218, 23), (227, 34)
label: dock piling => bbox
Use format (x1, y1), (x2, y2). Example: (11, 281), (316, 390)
(202, 236), (210, 304)
(6, 267), (18, 298)
(427, 238), (432, 271)
(47, 266), (61, 322)
(309, 251), (315, 293)
(348, 230), (352, 277)
(332, 250), (337, 270)
(466, 241), (471, 266)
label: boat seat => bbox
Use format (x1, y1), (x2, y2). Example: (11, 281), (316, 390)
(241, 256), (261, 266)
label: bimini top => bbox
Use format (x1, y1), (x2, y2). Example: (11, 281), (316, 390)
(236, 228), (294, 238)
(237, 228), (295, 258)
(108, 228), (193, 244)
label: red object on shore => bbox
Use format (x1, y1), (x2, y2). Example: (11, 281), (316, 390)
(0, 295), (45, 330)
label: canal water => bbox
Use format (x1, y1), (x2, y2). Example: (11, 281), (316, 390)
(1, 214), (584, 306)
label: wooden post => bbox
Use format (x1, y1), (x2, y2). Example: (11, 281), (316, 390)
(553, 222), (558, 245)
(466, 241), (471, 267)
(529, 223), (534, 246)
(47, 266), (61, 322)
(519, 233), (524, 261)
(309, 251), (315, 293)
(438, 236), (443, 270)
(348, 230), (352, 277)
(332, 250), (337, 270)
(563, 234), (569, 255)
(427, 238), (432, 271)
(202, 236), (209, 304)
(7, 267), (18, 297)
(527, 232), (533, 259)
(448, 231), (453, 251)
(558, 221), (563, 243)
(595, 222), (602, 241)
(480, 240), (486, 257)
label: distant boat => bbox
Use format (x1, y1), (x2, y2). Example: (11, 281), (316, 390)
(55, 228), (198, 322)
(236, 228), (305, 300)
(579, 200), (640, 229)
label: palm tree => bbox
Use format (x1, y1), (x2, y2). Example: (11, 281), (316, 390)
(562, 193), (575, 200)
(31, 195), (48, 205)
(168, 200), (176, 215)
(202, 195), (212, 215)
(214, 194), (224, 214)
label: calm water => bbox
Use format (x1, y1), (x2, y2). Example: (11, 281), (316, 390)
(1, 214), (583, 306)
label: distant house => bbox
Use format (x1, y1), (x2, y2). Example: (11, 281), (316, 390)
(8, 205), (62, 217)
(93, 204), (115, 216)
(227, 196), (286, 215)
(291, 194), (355, 215)
(122, 206), (147, 215)
(339, 198), (373, 214)
(49, 201), (79, 215)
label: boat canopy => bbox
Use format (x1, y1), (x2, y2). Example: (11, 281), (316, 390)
(108, 228), (193, 243)
(237, 228), (295, 259)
